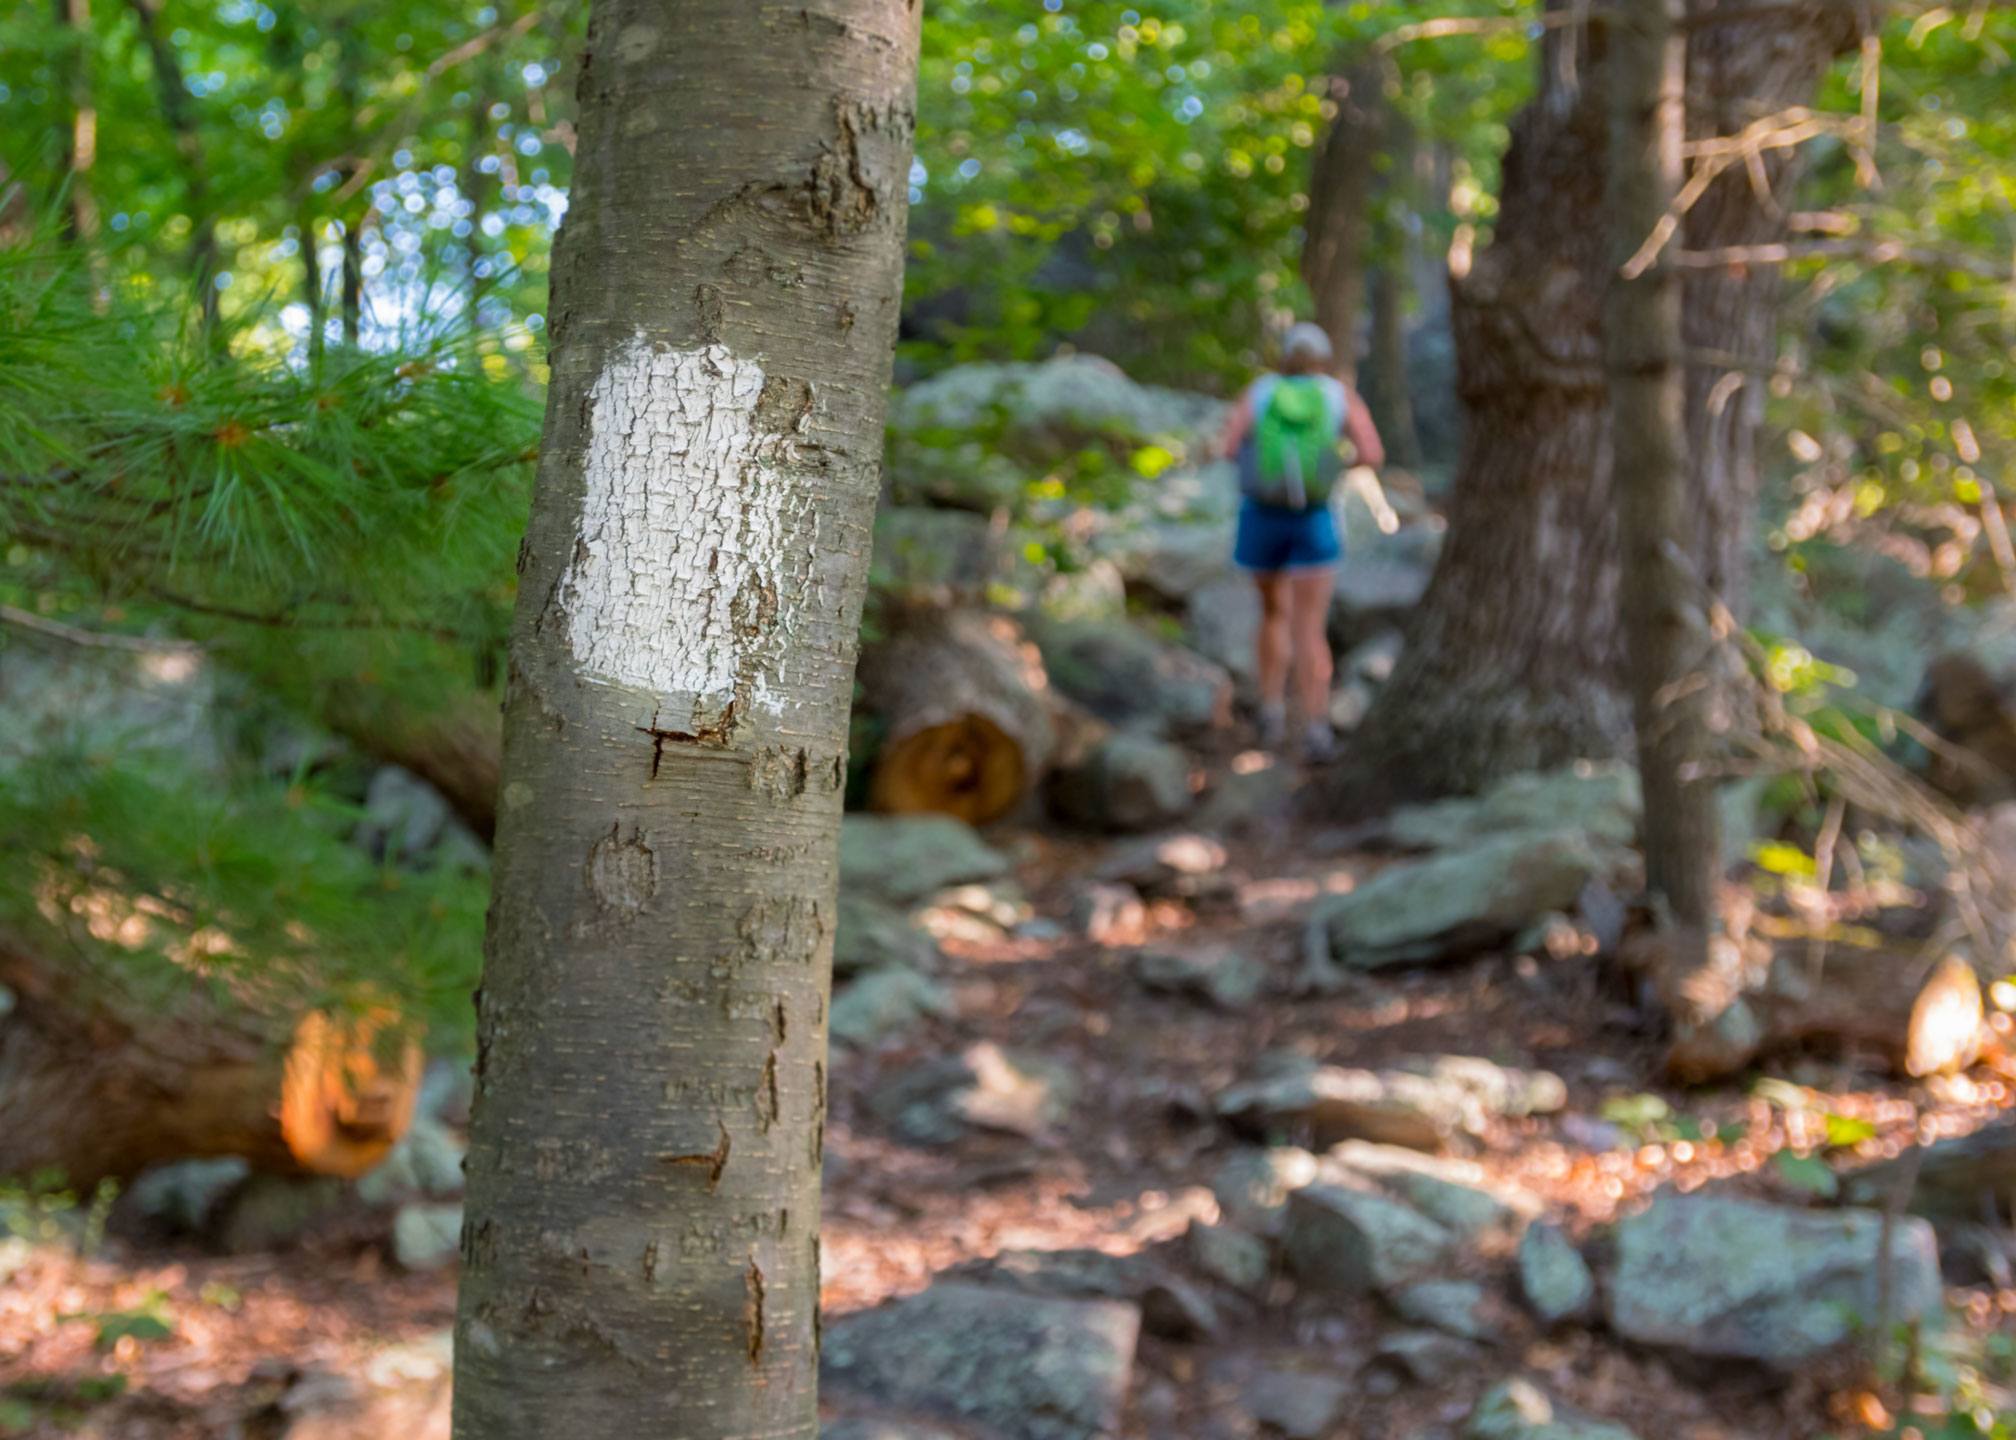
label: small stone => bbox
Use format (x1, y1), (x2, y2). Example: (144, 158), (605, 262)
(1323, 1142), (1537, 1238)
(214, 1175), (349, 1254)
(1097, 831), (1229, 888)
(1391, 1280), (1498, 1342)
(1211, 1147), (1319, 1233)
(871, 1043), (1076, 1145)
(1068, 881), (1146, 944)
(1518, 1223), (1595, 1325)
(1374, 1329), (1486, 1386)
(1283, 1184), (1455, 1296)
(1244, 1368), (1353, 1440)
(1466, 1378), (1641, 1440)
(1140, 1275), (1221, 1341)
(357, 1116), (467, 1207)
(1133, 945), (1267, 1009)
(829, 968), (955, 1050)
(392, 1203), (463, 1272)
(1187, 1221), (1272, 1295)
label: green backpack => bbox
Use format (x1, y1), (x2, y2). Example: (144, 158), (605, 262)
(1245, 375), (1342, 510)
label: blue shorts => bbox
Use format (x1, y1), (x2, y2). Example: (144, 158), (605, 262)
(1233, 498), (1341, 573)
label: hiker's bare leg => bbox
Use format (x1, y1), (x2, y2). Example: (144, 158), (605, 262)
(1254, 572), (1291, 714)
(1288, 567), (1336, 727)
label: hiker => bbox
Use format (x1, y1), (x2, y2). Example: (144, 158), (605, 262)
(1212, 322), (1386, 762)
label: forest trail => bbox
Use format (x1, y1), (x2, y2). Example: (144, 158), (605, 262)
(8, 736), (2016, 1440)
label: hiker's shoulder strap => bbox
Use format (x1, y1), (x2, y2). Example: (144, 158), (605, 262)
(1246, 373), (1279, 417)
(1319, 376), (1349, 434)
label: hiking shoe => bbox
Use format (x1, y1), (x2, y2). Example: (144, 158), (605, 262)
(1258, 703), (1287, 750)
(1302, 721), (1338, 764)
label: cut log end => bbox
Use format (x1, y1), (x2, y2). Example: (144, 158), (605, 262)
(1903, 955), (1986, 1080)
(870, 714), (1028, 826)
(279, 1009), (424, 1178)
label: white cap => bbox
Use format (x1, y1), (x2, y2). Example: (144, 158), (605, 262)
(1283, 322), (1334, 364)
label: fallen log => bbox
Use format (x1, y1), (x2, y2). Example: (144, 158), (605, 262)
(0, 933), (420, 1188)
(1633, 932), (1983, 1083)
(1846, 1120), (2016, 1221)
(861, 609), (1055, 826)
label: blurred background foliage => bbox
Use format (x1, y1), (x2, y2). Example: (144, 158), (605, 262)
(0, 0), (2013, 1051)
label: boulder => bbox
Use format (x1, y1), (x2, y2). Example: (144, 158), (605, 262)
(829, 968), (955, 1050)
(1282, 1184), (1456, 1296)
(214, 1176), (350, 1254)
(952, 1247), (1217, 1341)
(357, 1116), (467, 1207)
(1030, 617), (1232, 739)
(1466, 1379), (1642, 1440)
(1242, 1368), (1354, 1440)
(1111, 521), (1239, 606)
(1132, 945), (1266, 1010)
(1187, 1220), (1272, 1295)
(872, 1043), (1076, 1145)
(891, 355), (1221, 463)
(839, 815), (1010, 908)
(1324, 1141), (1539, 1237)
(392, 1202), (463, 1272)
(822, 1282), (1140, 1440)
(834, 893), (943, 981)
(1305, 830), (1605, 973)
(1372, 1329), (1486, 1387)
(1391, 1280), (1500, 1342)
(1048, 732), (1195, 834)
(1217, 1056), (1565, 1152)
(1211, 1146), (1320, 1233)
(356, 766), (453, 864)
(125, 1158), (250, 1235)
(1384, 764), (1641, 855)
(1518, 1223), (1596, 1325)
(1184, 573), (1261, 688)
(870, 504), (1026, 603)
(1608, 1194), (1943, 1367)
(1329, 556), (1432, 650)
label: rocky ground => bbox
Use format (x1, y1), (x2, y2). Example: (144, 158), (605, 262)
(7, 739), (2016, 1440)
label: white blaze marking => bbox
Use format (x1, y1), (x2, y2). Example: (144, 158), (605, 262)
(560, 338), (798, 716)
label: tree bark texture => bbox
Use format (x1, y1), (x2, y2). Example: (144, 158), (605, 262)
(56, 0), (100, 248)
(1302, 62), (1383, 377)
(862, 608), (1053, 826)
(0, 934), (420, 1188)
(126, 0), (218, 333)
(450, 5), (921, 1439)
(1352, 2), (1863, 799)
(1607, 0), (1722, 953)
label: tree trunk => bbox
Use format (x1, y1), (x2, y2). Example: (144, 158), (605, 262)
(863, 609), (1053, 826)
(1351, 4), (1864, 799)
(1847, 1118), (2016, 1222)
(1607, 0), (1725, 1043)
(1366, 264), (1424, 473)
(450, 4), (921, 1438)
(55, 0), (101, 248)
(1302, 63), (1383, 377)
(0, 934), (420, 1188)
(126, 0), (218, 334)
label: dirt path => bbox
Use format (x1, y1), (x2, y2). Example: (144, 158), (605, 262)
(7, 753), (2016, 1439)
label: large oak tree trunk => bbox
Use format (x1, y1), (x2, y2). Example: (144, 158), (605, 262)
(1352, 3), (1863, 798)
(449, 4), (921, 1438)
(0, 935), (420, 1188)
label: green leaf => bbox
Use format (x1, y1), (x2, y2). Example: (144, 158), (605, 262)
(1774, 1151), (1841, 1199)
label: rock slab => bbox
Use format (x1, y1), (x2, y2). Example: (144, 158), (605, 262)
(1609, 1193), (1943, 1367)
(822, 1282), (1140, 1440)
